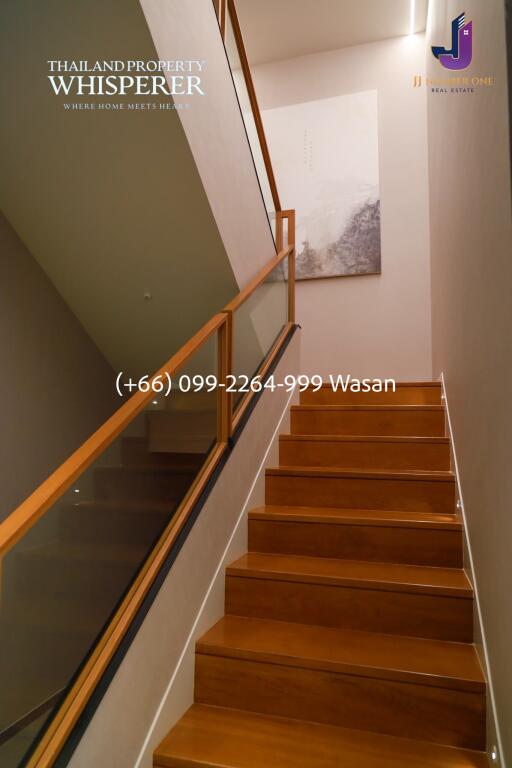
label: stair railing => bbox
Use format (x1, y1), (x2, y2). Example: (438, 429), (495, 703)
(216, 0), (283, 219)
(0, 4), (292, 759)
(0, 213), (295, 768)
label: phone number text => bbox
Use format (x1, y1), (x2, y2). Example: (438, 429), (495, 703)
(115, 372), (322, 397)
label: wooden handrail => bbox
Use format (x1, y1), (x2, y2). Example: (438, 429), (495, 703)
(1, 221), (295, 557)
(1, 208), (296, 766)
(25, 442), (227, 768)
(277, 210), (296, 324)
(0, 313), (227, 557)
(213, 0), (226, 38)
(226, 0), (282, 213)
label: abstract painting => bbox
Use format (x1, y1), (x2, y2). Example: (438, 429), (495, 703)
(261, 90), (381, 280)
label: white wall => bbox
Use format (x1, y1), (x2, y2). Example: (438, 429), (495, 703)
(251, 35), (432, 380)
(426, 1), (512, 764)
(140, 0), (276, 288)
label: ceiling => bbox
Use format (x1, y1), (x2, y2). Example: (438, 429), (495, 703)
(235, 0), (428, 66)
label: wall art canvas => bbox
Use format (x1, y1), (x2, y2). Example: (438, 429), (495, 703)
(261, 90), (381, 280)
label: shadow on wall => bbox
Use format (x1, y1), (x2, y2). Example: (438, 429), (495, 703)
(0, 213), (119, 519)
(0, 0), (239, 382)
(0, 0), (248, 518)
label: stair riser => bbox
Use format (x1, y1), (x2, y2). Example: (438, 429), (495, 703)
(279, 439), (450, 471)
(225, 576), (473, 642)
(60, 507), (168, 545)
(265, 475), (456, 514)
(94, 470), (194, 503)
(195, 654), (485, 750)
(2, 588), (117, 630)
(291, 410), (445, 436)
(0, 670), (70, 732)
(0, 626), (92, 676)
(300, 385), (442, 406)
(6, 558), (139, 602)
(121, 437), (204, 469)
(0, 632), (93, 713)
(248, 520), (463, 567)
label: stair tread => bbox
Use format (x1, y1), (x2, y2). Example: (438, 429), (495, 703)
(249, 505), (462, 529)
(292, 404), (445, 411)
(197, 616), (484, 691)
(267, 466), (455, 481)
(281, 434), (450, 443)
(154, 705), (488, 768)
(226, 553), (472, 598)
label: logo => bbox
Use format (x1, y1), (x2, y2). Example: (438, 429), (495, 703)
(432, 12), (473, 70)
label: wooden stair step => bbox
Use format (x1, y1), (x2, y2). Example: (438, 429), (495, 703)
(291, 404), (446, 437)
(146, 409), (217, 454)
(195, 617), (485, 748)
(94, 465), (197, 502)
(248, 506), (463, 567)
(249, 505), (461, 528)
(0, 660), (65, 735)
(300, 381), (442, 406)
(268, 467), (455, 481)
(6, 539), (148, 601)
(226, 553), (473, 641)
(121, 436), (204, 468)
(279, 434), (451, 471)
(197, 616), (484, 692)
(154, 705), (489, 768)
(15, 538), (148, 567)
(1, 590), (117, 636)
(227, 553), (470, 597)
(265, 467), (456, 514)
(60, 500), (170, 544)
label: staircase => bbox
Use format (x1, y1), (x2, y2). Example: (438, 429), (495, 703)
(0, 415), (206, 748)
(154, 382), (489, 768)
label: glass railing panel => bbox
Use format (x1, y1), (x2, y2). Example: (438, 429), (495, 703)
(0, 333), (219, 766)
(224, 8), (276, 237)
(232, 261), (288, 412)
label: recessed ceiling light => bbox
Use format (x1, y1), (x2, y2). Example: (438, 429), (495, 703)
(409, 0), (416, 35)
